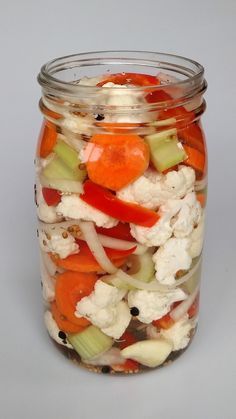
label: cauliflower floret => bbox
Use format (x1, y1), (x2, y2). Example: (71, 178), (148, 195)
(153, 238), (192, 285)
(61, 112), (94, 136)
(130, 200), (180, 247)
(128, 288), (186, 324)
(75, 281), (131, 338)
(36, 184), (62, 223)
(77, 76), (103, 86)
(117, 166), (195, 210)
(159, 315), (196, 350)
(172, 192), (202, 238)
(188, 213), (205, 258)
(101, 301), (131, 339)
(44, 311), (73, 348)
(56, 195), (118, 228)
(39, 228), (79, 259)
(130, 192), (200, 247)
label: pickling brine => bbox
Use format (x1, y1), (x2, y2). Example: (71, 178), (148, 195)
(36, 52), (207, 374)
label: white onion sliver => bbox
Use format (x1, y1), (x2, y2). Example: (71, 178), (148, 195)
(116, 270), (169, 292)
(173, 258), (201, 288)
(97, 234), (146, 256)
(195, 177), (207, 191)
(78, 221), (117, 274)
(83, 348), (125, 366)
(170, 284), (200, 322)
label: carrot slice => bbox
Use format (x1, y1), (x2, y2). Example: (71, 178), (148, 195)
(197, 192), (206, 208)
(37, 120), (57, 158)
(152, 314), (175, 330)
(51, 241), (130, 273)
(184, 145), (206, 173)
(55, 271), (97, 326)
(84, 134), (149, 191)
(96, 121), (140, 134)
(51, 302), (86, 333)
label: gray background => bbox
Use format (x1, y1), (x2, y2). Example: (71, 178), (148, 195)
(1, 1), (236, 418)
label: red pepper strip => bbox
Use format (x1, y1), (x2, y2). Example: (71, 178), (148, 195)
(112, 331), (140, 372)
(42, 187), (61, 206)
(97, 72), (160, 87)
(153, 295), (200, 329)
(96, 222), (134, 241)
(80, 180), (160, 228)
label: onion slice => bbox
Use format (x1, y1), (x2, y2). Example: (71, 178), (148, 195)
(115, 270), (169, 292)
(170, 284), (200, 321)
(83, 348), (125, 366)
(78, 221), (117, 274)
(96, 234), (146, 255)
(195, 177), (207, 191)
(172, 257), (201, 288)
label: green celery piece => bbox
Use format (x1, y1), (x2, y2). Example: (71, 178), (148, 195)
(132, 252), (155, 283)
(145, 128), (187, 172)
(43, 156), (80, 181)
(53, 139), (80, 171)
(68, 326), (113, 360)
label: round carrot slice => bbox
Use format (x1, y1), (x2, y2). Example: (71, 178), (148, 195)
(37, 120), (57, 158)
(51, 302), (86, 333)
(51, 240), (133, 273)
(84, 134), (149, 191)
(55, 271), (97, 326)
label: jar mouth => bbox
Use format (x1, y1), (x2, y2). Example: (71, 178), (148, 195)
(38, 50), (205, 99)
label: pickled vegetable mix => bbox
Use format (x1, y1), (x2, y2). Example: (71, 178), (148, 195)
(36, 52), (207, 374)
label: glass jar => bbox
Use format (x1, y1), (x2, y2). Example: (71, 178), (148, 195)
(36, 51), (207, 374)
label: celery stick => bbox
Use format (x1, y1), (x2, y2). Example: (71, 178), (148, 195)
(131, 252), (155, 283)
(145, 128), (187, 172)
(43, 156), (79, 181)
(68, 326), (113, 360)
(53, 139), (80, 171)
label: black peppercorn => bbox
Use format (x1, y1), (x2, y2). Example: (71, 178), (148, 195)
(101, 365), (111, 374)
(58, 331), (67, 340)
(95, 114), (105, 121)
(130, 307), (140, 316)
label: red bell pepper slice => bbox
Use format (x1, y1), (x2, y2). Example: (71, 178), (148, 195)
(97, 72), (160, 87)
(80, 180), (160, 228)
(42, 187), (61, 206)
(95, 222), (134, 241)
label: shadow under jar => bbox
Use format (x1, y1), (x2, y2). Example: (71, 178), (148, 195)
(36, 51), (207, 375)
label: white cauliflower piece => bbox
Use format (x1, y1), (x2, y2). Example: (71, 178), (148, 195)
(36, 184), (62, 223)
(39, 228), (79, 259)
(75, 281), (131, 339)
(77, 76), (103, 86)
(128, 287), (186, 324)
(101, 82), (155, 123)
(101, 301), (131, 339)
(130, 192), (200, 247)
(172, 192), (202, 238)
(44, 311), (73, 348)
(188, 213), (205, 258)
(159, 315), (196, 350)
(61, 112), (94, 136)
(117, 166), (195, 210)
(56, 195), (118, 228)
(153, 238), (192, 285)
(130, 200), (180, 247)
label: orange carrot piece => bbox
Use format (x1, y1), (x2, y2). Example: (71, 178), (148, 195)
(197, 192), (206, 208)
(96, 121), (140, 134)
(55, 271), (97, 326)
(84, 134), (149, 191)
(37, 120), (57, 158)
(51, 302), (86, 333)
(184, 145), (206, 173)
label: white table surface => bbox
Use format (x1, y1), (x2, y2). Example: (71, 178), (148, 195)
(1, 1), (236, 418)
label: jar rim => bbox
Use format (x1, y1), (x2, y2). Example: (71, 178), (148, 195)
(38, 50), (205, 98)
